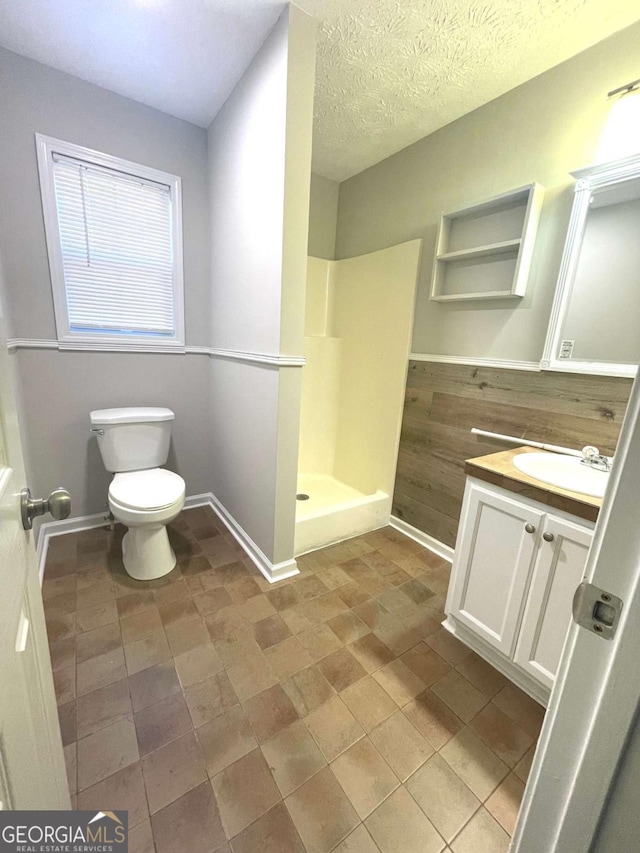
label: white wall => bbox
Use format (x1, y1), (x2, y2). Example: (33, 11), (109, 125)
(335, 20), (640, 364)
(207, 6), (317, 565)
(0, 47), (212, 519)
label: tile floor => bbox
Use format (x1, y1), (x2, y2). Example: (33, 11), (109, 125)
(43, 507), (543, 853)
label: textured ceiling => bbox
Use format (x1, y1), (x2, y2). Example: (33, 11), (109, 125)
(0, 0), (639, 181)
(310, 0), (640, 180)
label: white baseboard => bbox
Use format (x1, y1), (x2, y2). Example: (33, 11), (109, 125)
(389, 515), (454, 563)
(37, 492), (299, 586)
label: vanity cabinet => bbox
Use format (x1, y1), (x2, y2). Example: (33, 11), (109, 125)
(445, 478), (594, 704)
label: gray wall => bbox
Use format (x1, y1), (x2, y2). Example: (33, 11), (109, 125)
(0, 47), (212, 518)
(335, 19), (640, 363)
(207, 6), (316, 564)
(308, 173), (339, 259)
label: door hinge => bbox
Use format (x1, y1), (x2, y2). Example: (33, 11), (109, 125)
(573, 581), (623, 640)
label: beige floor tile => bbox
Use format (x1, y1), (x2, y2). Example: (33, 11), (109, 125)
(142, 731), (207, 814)
(76, 622), (122, 664)
(184, 670), (239, 727)
(77, 647), (126, 696)
(315, 565), (352, 590)
(64, 743), (77, 795)
(285, 766), (359, 853)
(76, 677), (132, 739)
(151, 781), (226, 853)
(120, 608), (164, 644)
(373, 617), (422, 656)
(165, 615), (211, 656)
(261, 719), (326, 797)
(197, 704), (257, 777)
(244, 684), (299, 744)
(230, 802), (305, 853)
(125, 633), (172, 676)
(369, 710), (433, 781)
(77, 600), (118, 633)
(450, 807), (510, 853)
(431, 670), (489, 722)
(336, 582), (371, 609)
(401, 643), (451, 686)
(128, 661), (181, 712)
(281, 665), (335, 717)
(493, 684), (546, 738)
(328, 611), (370, 645)
(212, 748), (281, 839)
(174, 643), (223, 687)
(77, 717), (139, 791)
(226, 576), (262, 605)
(455, 653), (508, 698)
(226, 649), (279, 702)
(365, 786), (445, 853)
(193, 587), (233, 618)
(129, 819), (155, 853)
(116, 591), (156, 620)
(426, 628), (473, 666)
(254, 614), (294, 650)
(514, 743), (537, 783)
(470, 702), (534, 768)
(403, 690), (464, 750)
(353, 600), (389, 630)
(440, 728), (509, 801)
(264, 637), (313, 679)
(297, 623), (342, 660)
(300, 591), (350, 624)
(77, 763), (149, 829)
(305, 695), (365, 761)
(280, 607), (317, 635)
(318, 648), (367, 692)
(348, 633), (395, 673)
(53, 665), (77, 705)
(486, 773), (525, 835)
(49, 636), (77, 672)
(236, 593), (277, 624)
(372, 659), (426, 707)
(134, 692), (193, 756)
(332, 825), (380, 853)
(406, 753), (480, 842)
(331, 738), (399, 819)
(341, 676), (398, 733)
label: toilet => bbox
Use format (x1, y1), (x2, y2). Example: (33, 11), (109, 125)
(90, 407), (186, 581)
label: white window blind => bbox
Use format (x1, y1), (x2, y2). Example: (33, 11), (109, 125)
(51, 153), (176, 338)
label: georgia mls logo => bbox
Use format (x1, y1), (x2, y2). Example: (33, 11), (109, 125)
(0, 810), (128, 852)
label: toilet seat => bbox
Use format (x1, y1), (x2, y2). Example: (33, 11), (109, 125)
(109, 468), (185, 512)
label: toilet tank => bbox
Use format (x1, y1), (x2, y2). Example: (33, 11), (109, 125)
(90, 407), (175, 473)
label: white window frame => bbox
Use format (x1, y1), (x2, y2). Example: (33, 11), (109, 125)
(35, 133), (185, 351)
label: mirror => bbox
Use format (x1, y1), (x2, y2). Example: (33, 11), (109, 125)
(542, 154), (640, 377)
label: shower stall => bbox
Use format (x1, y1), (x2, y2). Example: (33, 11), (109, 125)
(295, 240), (421, 555)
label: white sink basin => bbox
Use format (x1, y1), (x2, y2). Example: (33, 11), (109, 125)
(512, 452), (609, 498)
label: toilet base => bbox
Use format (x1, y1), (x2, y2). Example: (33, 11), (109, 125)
(122, 524), (176, 581)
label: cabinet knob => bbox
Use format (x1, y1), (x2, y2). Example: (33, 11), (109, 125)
(524, 523), (536, 534)
(543, 532), (555, 542)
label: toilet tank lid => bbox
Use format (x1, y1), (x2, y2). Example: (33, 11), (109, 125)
(90, 407), (175, 425)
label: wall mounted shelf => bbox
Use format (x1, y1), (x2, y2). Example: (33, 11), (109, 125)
(430, 183), (544, 302)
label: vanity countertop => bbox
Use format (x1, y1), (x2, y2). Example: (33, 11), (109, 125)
(465, 446), (601, 523)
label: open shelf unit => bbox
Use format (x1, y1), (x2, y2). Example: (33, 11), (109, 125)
(430, 183), (544, 302)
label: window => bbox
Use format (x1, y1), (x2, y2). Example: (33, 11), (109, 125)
(36, 134), (184, 349)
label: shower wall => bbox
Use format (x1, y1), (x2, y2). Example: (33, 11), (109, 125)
(296, 240), (421, 552)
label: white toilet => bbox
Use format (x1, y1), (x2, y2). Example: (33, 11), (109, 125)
(90, 407), (186, 581)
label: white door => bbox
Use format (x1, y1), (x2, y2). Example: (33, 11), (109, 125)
(446, 480), (544, 656)
(513, 369), (640, 852)
(513, 515), (593, 690)
(0, 263), (69, 809)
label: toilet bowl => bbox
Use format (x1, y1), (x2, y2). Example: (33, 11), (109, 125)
(90, 406), (186, 581)
(109, 468), (185, 580)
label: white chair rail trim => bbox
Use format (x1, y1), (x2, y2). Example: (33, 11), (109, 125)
(7, 338), (306, 366)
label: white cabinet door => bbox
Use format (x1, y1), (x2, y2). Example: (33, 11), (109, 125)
(447, 480), (544, 657)
(514, 515), (593, 690)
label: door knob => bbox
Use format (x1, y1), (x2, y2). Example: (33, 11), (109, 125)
(524, 523), (536, 534)
(21, 487), (71, 531)
(543, 532), (555, 542)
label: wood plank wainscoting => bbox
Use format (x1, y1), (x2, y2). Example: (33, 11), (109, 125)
(392, 362), (633, 549)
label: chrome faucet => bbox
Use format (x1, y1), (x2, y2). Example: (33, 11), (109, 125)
(580, 446), (613, 472)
